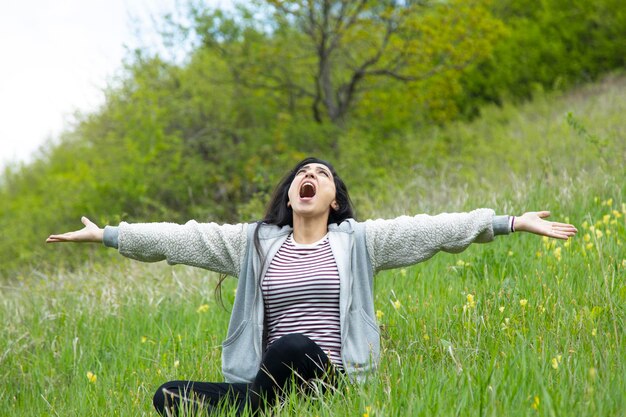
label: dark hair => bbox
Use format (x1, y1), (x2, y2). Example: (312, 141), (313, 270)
(215, 157), (355, 307)
(261, 156), (355, 227)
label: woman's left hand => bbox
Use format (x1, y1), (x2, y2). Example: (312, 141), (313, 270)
(514, 211), (577, 240)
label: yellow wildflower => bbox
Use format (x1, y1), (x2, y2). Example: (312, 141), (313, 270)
(508, 250), (514, 257)
(363, 405), (372, 417)
(563, 240), (570, 248)
(520, 299), (528, 307)
(551, 358), (559, 369)
(589, 367), (597, 381)
(141, 336), (147, 344)
(603, 214), (611, 224)
(87, 371), (97, 383)
(466, 294), (476, 309)
(621, 259), (626, 268)
(592, 328), (597, 337)
(595, 229), (603, 239)
(376, 310), (384, 321)
(612, 210), (622, 218)
(553, 247), (562, 261)
(586, 243), (594, 250)
(584, 233), (591, 242)
(423, 334), (430, 341)
(581, 220), (589, 229)
(197, 304), (209, 313)
(174, 360), (180, 368)
(531, 395), (540, 410)
(393, 300), (402, 310)
(499, 306), (505, 313)
(456, 259), (466, 267)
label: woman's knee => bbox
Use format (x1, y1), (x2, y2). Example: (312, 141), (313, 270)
(271, 333), (318, 355)
(153, 380), (186, 414)
(265, 333), (328, 376)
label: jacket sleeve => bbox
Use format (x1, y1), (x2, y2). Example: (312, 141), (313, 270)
(103, 221), (248, 277)
(364, 209), (510, 272)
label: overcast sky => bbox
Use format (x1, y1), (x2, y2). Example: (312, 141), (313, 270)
(0, 0), (229, 169)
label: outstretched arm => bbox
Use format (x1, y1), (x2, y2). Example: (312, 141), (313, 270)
(47, 216), (249, 276)
(46, 216), (103, 243)
(365, 209), (577, 272)
(513, 211), (577, 240)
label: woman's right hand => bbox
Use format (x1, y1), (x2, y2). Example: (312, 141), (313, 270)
(46, 216), (104, 243)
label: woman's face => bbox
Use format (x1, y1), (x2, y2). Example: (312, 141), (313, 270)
(287, 163), (338, 221)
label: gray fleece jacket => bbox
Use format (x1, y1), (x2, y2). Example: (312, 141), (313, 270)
(103, 209), (510, 382)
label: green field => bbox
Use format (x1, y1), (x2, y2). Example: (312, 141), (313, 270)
(1, 76), (625, 416)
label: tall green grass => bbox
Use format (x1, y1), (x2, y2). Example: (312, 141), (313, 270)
(1, 76), (624, 416)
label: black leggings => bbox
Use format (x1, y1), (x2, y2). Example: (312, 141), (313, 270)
(153, 333), (336, 416)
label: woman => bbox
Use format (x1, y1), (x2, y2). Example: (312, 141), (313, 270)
(47, 157), (577, 415)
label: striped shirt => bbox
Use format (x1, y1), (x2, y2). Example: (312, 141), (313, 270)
(262, 233), (343, 368)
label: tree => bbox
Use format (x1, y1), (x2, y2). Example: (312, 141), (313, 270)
(181, 0), (505, 139)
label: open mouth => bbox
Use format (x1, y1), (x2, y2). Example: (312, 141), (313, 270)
(299, 181), (316, 198)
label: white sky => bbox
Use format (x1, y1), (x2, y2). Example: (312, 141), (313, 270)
(0, 0), (230, 169)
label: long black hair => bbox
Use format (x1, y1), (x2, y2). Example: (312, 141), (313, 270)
(261, 156), (355, 227)
(215, 157), (355, 306)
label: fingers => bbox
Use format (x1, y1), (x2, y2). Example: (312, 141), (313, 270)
(550, 221), (575, 227)
(552, 222), (578, 233)
(551, 222), (577, 231)
(46, 232), (73, 243)
(524, 210), (577, 240)
(47, 217), (92, 243)
(550, 231), (576, 240)
(537, 211), (551, 219)
(546, 221), (578, 240)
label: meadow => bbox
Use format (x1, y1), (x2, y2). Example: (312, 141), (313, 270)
(1, 75), (625, 416)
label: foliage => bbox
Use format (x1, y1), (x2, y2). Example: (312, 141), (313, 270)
(458, 0), (626, 117)
(180, 0), (505, 135)
(1, 0), (625, 276)
(1, 20), (626, 408)
(1, 67), (626, 275)
(2, 106), (625, 415)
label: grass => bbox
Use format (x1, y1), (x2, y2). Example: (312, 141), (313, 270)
(1, 75), (625, 416)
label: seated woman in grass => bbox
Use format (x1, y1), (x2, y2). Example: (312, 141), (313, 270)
(47, 157), (577, 416)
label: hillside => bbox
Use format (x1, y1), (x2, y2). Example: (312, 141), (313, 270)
(1, 74), (625, 276)
(1, 75), (625, 416)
